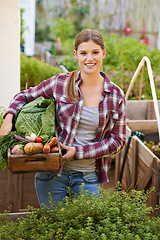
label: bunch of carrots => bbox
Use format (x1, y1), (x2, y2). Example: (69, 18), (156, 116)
(43, 137), (59, 153)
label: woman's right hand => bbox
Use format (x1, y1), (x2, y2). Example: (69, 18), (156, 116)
(0, 114), (13, 137)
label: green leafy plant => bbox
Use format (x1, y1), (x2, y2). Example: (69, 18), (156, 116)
(20, 52), (62, 90)
(68, 0), (90, 34)
(35, 23), (54, 42)
(0, 185), (159, 239)
(102, 34), (160, 99)
(62, 56), (79, 71)
(52, 18), (75, 43)
(20, 9), (25, 47)
(0, 106), (6, 128)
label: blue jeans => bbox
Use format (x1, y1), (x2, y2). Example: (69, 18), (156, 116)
(35, 170), (100, 208)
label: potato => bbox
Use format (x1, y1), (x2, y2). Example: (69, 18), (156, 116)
(24, 142), (43, 154)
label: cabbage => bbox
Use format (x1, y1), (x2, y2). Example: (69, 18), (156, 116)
(15, 97), (55, 136)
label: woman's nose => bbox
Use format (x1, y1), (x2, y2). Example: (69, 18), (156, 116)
(86, 53), (93, 60)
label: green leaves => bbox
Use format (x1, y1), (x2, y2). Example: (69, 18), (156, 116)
(103, 34), (160, 99)
(52, 18), (75, 43)
(15, 97), (56, 137)
(0, 106), (6, 128)
(1, 185), (159, 239)
(20, 52), (62, 90)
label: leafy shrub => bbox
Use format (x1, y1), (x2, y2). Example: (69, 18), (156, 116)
(52, 18), (75, 43)
(61, 38), (75, 55)
(20, 9), (25, 47)
(0, 185), (159, 239)
(62, 56), (79, 72)
(0, 107), (6, 128)
(102, 34), (160, 99)
(35, 23), (52, 42)
(20, 53), (62, 90)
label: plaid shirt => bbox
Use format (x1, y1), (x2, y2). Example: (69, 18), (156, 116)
(5, 71), (126, 183)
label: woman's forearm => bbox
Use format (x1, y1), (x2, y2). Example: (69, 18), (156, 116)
(0, 113), (13, 137)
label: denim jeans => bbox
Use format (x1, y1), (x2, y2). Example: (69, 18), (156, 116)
(35, 170), (100, 208)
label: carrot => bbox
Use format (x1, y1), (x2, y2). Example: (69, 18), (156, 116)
(50, 146), (59, 153)
(48, 137), (58, 147)
(43, 144), (50, 153)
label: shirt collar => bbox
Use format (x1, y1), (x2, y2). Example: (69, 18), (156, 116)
(100, 72), (112, 93)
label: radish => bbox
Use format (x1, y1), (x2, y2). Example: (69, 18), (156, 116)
(11, 144), (24, 155)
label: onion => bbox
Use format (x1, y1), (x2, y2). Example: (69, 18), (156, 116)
(14, 134), (34, 143)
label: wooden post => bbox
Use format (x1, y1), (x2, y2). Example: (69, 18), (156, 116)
(114, 151), (121, 183)
(131, 137), (138, 189)
(139, 64), (144, 100)
(7, 171), (23, 212)
(151, 158), (160, 216)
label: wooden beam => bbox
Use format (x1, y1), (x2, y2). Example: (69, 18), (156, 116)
(131, 137), (138, 189)
(127, 120), (158, 132)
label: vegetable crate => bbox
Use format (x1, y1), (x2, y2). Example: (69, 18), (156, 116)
(115, 100), (160, 217)
(8, 138), (63, 174)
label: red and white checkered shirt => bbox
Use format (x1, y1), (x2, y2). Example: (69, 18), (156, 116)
(5, 71), (126, 183)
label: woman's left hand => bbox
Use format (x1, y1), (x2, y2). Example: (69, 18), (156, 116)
(60, 142), (76, 161)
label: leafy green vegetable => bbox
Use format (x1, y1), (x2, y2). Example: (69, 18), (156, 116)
(41, 101), (55, 136)
(15, 97), (55, 136)
(0, 97), (56, 169)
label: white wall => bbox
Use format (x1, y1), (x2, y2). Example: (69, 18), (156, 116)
(0, 0), (20, 109)
(20, 0), (36, 56)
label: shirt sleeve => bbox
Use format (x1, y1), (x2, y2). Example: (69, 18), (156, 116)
(4, 76), (57, 118)
(74, 95), (126, 160)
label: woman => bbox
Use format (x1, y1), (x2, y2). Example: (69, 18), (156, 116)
(0, 29), (126, 208)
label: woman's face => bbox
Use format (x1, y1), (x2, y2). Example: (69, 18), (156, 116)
(74, 40), (106, 75)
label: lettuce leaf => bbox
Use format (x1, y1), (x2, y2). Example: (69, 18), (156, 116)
(15, 97), (55, 136)
(41, 101), (55, 136)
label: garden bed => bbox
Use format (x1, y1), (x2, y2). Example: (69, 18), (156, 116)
(115, 100), (160, 216)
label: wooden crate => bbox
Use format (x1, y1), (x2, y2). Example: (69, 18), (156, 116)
(8, 150), (63, 174)
(8, 132), (63, 174)
(115, 100), (160, 216)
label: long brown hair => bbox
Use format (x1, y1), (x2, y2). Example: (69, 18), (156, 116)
(66, 29), (105, 101)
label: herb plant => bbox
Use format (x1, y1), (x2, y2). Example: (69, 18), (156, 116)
(0, 185), (159, 239)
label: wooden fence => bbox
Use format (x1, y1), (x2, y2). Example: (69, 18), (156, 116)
(36, 0), (160, 49)
(0, 169), (39, 213)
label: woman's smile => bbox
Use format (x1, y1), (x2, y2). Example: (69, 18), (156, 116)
(84, 63), (96, 68)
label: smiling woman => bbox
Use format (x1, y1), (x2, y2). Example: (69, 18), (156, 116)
(74, 40), (106, 75)
(0, 28), (126, 208)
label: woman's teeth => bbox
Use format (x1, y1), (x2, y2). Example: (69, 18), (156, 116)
(85, 63), (96, 66)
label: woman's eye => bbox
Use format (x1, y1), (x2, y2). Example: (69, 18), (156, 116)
(80, 52), (86, 55)
(93, 51), (99, 54)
